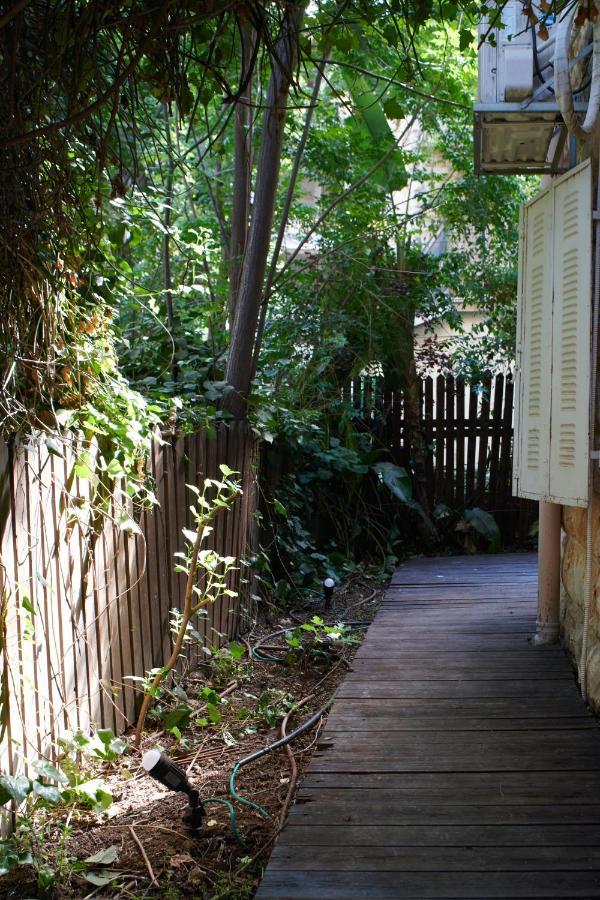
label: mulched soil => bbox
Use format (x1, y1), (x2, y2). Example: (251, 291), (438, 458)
(0, 575), (383, 900)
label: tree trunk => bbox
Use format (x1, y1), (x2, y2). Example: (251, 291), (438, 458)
(227, 22), (256, 326)
(401, 306), (439, 546)
(224, 2), (306, 419)
(162, 102), (177, 382)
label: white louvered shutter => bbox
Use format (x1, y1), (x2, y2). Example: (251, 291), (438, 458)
(549, 163), (592, 506)
(512, 205), (525, 495)
(513, 159), (592, 507)
(514, 186), (554, 499)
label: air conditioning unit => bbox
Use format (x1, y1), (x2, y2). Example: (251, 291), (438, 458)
(474, 1), (588, 175)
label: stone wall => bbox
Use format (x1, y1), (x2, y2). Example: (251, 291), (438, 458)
(562, 501), (600, 710)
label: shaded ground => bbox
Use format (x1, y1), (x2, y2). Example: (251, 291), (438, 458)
(0, 575), (383, 899)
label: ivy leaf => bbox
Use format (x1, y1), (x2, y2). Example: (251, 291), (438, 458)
(162, 705), (192, 731)
(373, 462), (414, 505)
(459, 27), (473, 50)
(32, 781), (61, 805)
(0, 842), (19, 876)
(227, 641), (245, 660)
(31, 760), (68, 784)
(383, 97), (404, 119)
(118, 512), (142, 535)
(84, 846), (119, 866)
(82, 870), (122, 887)
(45, 437), (64, 458)
(0, 775), (31, 806)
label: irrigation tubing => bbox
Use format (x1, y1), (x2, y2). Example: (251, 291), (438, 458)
(229, 692), (338, 819)
(198, 616), (370, 844)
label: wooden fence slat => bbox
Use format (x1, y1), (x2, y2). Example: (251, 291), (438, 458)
(14, 450), (43, 759)
(445, 376), (455, 508)
(434, 375), (446, 504)
(499, 377), (515, 511)
(455, 379), (465, 509)
(57, 446), (88, 735)
(476, 376), (492, 502)
(152, 436), (172, 662)
(423, 378), (434, 508)
(27, 445), (55, 755)
(488, 374), (504, 509)
(465, 386), (478, 503)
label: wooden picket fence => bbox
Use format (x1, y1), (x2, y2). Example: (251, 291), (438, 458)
(347, 372), (537, 541)
(0, 423), (257, 783)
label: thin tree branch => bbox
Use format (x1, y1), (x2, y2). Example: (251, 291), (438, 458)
(271, 111), (420, 290)
(0, 0), (31, 31)
(312, 58), (470, 110)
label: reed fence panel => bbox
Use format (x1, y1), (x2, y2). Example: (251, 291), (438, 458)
(0, 423), (257, 785)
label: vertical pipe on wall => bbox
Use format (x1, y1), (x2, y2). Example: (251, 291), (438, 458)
(535, 500), (561, 644)
(533, 136), (567, 649)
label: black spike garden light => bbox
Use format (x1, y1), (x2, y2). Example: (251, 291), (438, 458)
(139, 583), (370, 847)
(323, 577), (335, 609)
(140, 691), (342, 846)
(142, 750), (205, 830)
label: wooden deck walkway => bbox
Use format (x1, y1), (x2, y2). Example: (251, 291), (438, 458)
(256, 553), (600, 899)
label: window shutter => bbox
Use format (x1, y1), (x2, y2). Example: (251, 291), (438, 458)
(549, 164), (592, 506)
(514, 186), (554, 499)
(513, 159), (592, 507)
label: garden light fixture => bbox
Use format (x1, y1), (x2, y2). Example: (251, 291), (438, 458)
(142, 750), (205, 829)
(323, 577), (335, 609)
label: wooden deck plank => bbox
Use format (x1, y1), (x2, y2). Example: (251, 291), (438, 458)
(279, 824), (600, 847)
(299, 772), (600, 794)
(322, 697), (591, 717)
(337, 680), (579, 699)
(325, 716), (595, 730)
(257, 870), (600, 898)
(267, 845), (600, 871)
(256, 553), (600, 899)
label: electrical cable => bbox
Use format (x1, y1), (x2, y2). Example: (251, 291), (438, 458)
(182, 696), (337, 848)
(532, 21), (554, 92)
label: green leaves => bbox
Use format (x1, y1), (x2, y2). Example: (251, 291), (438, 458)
(373, 463), (415, 506)
(382, 97), (404, 120)
(464, 507), (501, 552)
(0, 841), (32, 877)
(459, 27), (473, 51)
(81, 846), (121, 886)
(0, 775), (31, 806)
(162, 705), (193, 731)
(85, 846), (119, 866)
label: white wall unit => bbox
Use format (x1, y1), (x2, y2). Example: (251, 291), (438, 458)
(478, 2), (534, 104)
(513, 159), (592, 507)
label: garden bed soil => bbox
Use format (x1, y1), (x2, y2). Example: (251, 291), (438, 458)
(0, 575), (383, 899)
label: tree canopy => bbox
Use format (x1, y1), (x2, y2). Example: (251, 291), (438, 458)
(0, 0), (535, 574)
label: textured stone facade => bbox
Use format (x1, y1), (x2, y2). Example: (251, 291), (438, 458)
(562, 499), (600, 711)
